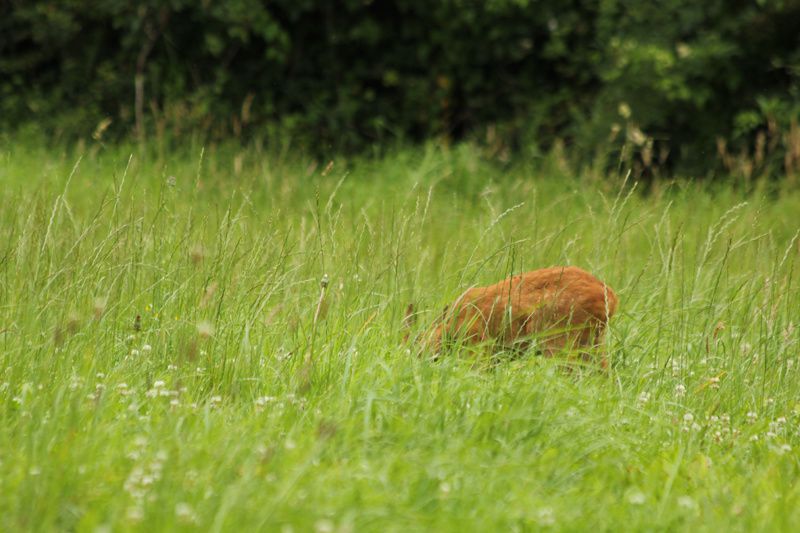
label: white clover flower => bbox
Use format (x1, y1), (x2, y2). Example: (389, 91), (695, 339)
(675, 384), (686, 396)
(141, 344), (152, 354)
(781, 444), (792, 453)
(638, 392), (651, 405)
(153, 380), (165, 389)
(255, 396), (276, 407)
(627, 490), (646, 505)
(536, 507), (556, 526)
(130, 349), (140, 356)
(747, 411), (758, 423)
(314, 519), (334, 533)
(677, 495), (695, 509)
(683, 413), (694, 423)
(175, 502), (197, 524)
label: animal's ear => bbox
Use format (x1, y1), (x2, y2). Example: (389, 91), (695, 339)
(403, 303), (416, 327)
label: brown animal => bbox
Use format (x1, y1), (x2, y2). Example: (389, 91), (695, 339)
(413, 266), (618, 367)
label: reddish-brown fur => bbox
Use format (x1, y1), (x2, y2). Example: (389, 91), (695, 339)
(420, 266), (618, 366)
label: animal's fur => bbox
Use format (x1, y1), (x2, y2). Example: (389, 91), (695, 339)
(419, 266), (618, 366)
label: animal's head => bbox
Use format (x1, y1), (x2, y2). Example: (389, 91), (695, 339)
(402, 303), (451, 358)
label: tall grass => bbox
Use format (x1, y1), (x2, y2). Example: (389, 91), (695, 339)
(1, 142), (799, 531)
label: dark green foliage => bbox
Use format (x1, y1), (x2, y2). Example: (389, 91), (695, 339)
(1, 0), (799, 175)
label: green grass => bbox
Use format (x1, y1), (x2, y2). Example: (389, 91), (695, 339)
(2, 141), (800, 532)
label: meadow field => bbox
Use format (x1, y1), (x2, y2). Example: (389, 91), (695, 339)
(1, 142), (799, 531)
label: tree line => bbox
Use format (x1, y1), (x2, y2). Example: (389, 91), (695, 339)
(2, 0), (799, 176)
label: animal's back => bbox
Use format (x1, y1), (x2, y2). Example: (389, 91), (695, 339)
(428, 266), (617, 359)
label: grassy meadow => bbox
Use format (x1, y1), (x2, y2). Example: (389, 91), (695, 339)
(1, 142), (800, 531)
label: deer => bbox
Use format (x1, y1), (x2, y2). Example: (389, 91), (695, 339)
(405, 266), (618, 368)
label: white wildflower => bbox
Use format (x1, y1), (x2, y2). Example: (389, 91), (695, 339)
(536, 507), (556, 526)
(314, 520), (334, 533)
(677, 495), (696, 509)
(175, 502), (197, 524)
(627, 490), (646, 505)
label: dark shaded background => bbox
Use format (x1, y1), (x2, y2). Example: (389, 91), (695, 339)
(1, 0), (799, 176)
